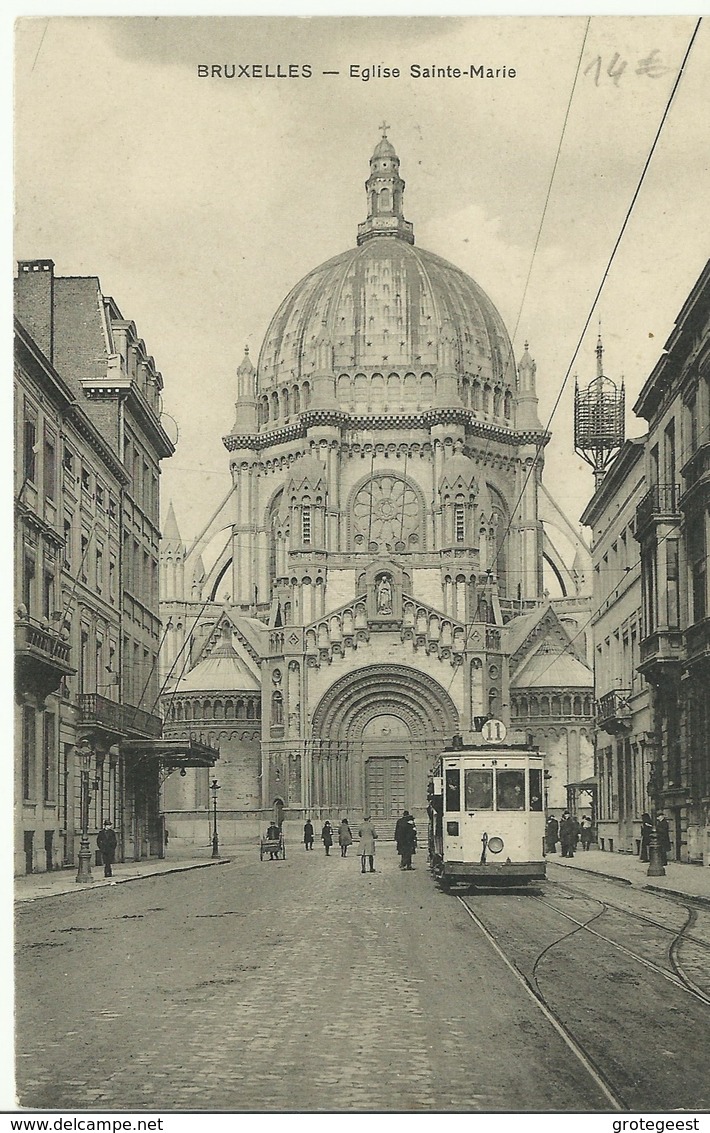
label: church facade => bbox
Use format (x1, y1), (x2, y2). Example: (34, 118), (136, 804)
(160, 131), (594, 842)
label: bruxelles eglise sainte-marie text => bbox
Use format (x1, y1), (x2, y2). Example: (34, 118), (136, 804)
(196, 63), (517, 80)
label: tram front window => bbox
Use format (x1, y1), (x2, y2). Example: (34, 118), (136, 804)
(496, 769), (526, 810)
(445, 768), (461, 811)
(464, 769), (493, 810)
(529, 768), (543, 811)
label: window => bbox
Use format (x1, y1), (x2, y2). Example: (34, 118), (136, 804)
(664, 418), (676, 484)
(108, 495), (117, 521)
(42, 569), (54, 619)
(81, 464), (91, 493)
(109, 555), (117, 603)
(271, 691), (283, 725)
(43, 431), (56, 500)
(43, 712), (56, 802)
(80, 533), (89, 583)
(22, 706), (36, 800)
(496, 769), (526, 810)
(63, 447), (74, 473)
(80, 631), (89, 695)
(23, 411), (37, 483)
(96, 546), (103, 594)
(529, 768), (543, 811)
(689, 516), (707, 624)
(464, 768), (493, 810)
(454, 504), (465, 544)
(445, 768), (461, 812)
(63, 516), (72, 569)
(641, 541), (657, 636)
(301, 506), (312, 545)
(95, 483), (104, 508)
(666, 539), (680, 628)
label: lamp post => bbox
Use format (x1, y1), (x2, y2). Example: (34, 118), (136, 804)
(210, 778), (221, 859)
(75, 739), (94, 884)
(544, 771), (552, 813)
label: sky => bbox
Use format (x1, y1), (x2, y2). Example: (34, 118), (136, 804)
(13, 14), (710, 565)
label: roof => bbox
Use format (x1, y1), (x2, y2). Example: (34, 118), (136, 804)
(173, 639), (260, 694)
(506, 606), (549, 657)
(512, 649), (592, 689)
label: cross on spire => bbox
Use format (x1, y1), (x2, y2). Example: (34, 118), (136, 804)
(379, 120), (390, 137)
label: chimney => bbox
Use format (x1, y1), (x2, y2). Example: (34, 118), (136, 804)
(15, 260), (55, 364)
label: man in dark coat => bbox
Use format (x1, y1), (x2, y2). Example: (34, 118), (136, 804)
(656, 811), (672, 866)
(97, 820), (118, 878)
(545, 815), (559, 854)
(395, 811), (417, 870)
(303, 819), (314, 851)
(559, 812), (578, 858)
(639, 812), (653, 862)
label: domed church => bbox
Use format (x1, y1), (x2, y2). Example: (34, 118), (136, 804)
(160, 129), (594, 841)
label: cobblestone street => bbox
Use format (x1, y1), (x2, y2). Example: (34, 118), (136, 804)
(16, 844), (611, 1112)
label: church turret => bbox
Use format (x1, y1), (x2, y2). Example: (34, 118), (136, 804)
(515, 341), (544, 431)
(233, 346), (258, 433)
(357, 124), (415, 246)
(160, 500), (185, 601)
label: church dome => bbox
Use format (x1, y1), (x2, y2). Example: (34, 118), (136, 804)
(256, 130), (516, 406)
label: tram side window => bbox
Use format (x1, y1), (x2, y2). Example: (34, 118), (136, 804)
(496, 769), (525, 810)
(464, 769), (493, 810)
(529, 768), (543, 811)
(445, 769), (461, 812)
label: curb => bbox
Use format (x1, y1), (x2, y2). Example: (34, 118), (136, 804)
(645, 883), (710, 908)
(547, 862), (633, 886)
(15, 857), (232, 903)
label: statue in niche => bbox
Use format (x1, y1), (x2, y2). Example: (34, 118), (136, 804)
(376, 575), (393, 615)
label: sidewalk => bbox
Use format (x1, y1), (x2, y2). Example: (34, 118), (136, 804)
(14, 846), (240, 903)
(547, 848), (710, 905)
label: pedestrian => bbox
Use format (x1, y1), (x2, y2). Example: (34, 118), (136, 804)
(639, 812), (653, 862)
(321, 820), (334, 856)
(559, 811), (577, 858)
(338, 817), (353, 857)
(358, 816), (377, 873)
(580, 815), (593, 851)
(303, 818), (314, 851)
(394, 810), (417, 870)
(266, 820), (281, 860)
(656, 811), (671, 866)
(97, 819), (117, 879)
(545, 815), (559, 854)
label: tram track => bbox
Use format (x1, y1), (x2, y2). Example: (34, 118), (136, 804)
(456, 894), (626, 1110)
(456, 882), (710, 1111)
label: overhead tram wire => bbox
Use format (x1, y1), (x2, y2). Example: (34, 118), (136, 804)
(443, 17), (702, 701)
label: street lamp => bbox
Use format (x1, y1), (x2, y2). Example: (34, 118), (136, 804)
(544, 771), (552, 813)
(75, 739), (94, 884)
(210, 778), (221, 859)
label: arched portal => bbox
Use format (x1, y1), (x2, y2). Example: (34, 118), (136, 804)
(311, 665), (459, 820)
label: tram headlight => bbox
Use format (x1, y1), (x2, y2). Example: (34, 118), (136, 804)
(488, 836), (504, 854)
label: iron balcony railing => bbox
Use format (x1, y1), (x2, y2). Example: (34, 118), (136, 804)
(15, 616), (72, 667)
(635, 483), (681, 534)
(79, 693), (162, 738)
(595, 689), (631, 732)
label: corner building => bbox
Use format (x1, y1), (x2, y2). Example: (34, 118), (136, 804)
(162, 132), (593, 836)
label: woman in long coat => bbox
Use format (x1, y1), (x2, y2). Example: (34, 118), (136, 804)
(338, 818), (353, 857)
(321, 821), (334, 856)
(358, 817), (377, 874)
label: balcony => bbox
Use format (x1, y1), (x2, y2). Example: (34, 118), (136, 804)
(15, 614), (75, 703)
(684, 618), (710, 669)
(595, 689), (632, 735)
(637, 628), (685, 682)
(635, 483), (681, 538)
(680, 442), (710, 505)
(78, 693), (163, 744)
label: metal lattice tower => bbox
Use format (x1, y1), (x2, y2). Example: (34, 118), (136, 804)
(574, 336), (625, 488)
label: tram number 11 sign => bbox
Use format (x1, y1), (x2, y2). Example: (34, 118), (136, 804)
(482, 719), (507, 743)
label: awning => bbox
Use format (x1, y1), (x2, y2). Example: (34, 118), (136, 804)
(121, 738), (219, 769)
(565, 776), (598, 792)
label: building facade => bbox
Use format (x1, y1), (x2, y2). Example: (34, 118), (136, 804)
(160, 132), (593, 841)
(14, 260), (216, 875)
(581, 260), (710, 863)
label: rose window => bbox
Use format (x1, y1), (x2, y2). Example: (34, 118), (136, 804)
(351, 476), (421, 551)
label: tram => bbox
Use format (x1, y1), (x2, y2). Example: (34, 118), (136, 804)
(428, 737), (546, 887)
